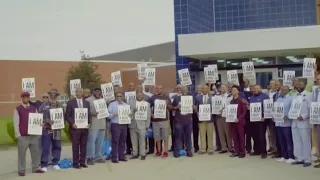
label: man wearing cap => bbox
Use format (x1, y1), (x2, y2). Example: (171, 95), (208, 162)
(39, 89), (63, 172)
(14, 92), (44, 176)
(86, 87), (106, 165)
(66, 88), (92, 169)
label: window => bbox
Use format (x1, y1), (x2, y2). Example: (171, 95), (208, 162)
(58, 95), (69, 106)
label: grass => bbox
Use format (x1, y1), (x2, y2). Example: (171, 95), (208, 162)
(0, 117), (70, 150)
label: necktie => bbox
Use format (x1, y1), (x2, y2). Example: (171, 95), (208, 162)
(78, 99), (82, 108)
(204, 95), (207, 104)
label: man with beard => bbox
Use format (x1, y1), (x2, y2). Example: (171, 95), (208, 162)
(39, 89), (63, 172)
(291, 80), (312, 167)
(249, 85), (269, 159)
(86, 87), (106, 165)
(66, 88), (92, 168)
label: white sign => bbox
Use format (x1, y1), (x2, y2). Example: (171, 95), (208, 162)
(135, 101), (148, 120)
(242, 61), (256, 84)
(283, 71), (295, 89)
(22, 78), (36, 98)
(144, 68), (156, 86)
(263, 99), (274, 118)
(227, 70), (239, 86)
(75, 108), (88, 129)
(250, 103), (262, 122)
(178, 68), (192, 86)
(310, 102), (320, 124)
(93, 99), (109, 119)
(198, 104), (211, 121)
(273, 102), (284, 123)
(125, 91), (136, 103)
(226, 104), (238, 122)
(28, 113), (43, 135)
(154, 100), (167, 119)
(50, 108), (65, 130)
(101, 83), (115, 101)
(302, 58), (316, 78)
(208, 64), (219, 80)
(288, 99), (302, 119)
(118, 105), (131, 124)
(211, 96), (223, 115)
(137, 63), (148, 80)
(204, 67), (216, 83)
(111, 71), (122, 87)
(181, 96), (193, 114)
(70, 79), (81, 97)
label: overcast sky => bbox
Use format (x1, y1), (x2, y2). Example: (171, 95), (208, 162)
(0, 0), (174, 60)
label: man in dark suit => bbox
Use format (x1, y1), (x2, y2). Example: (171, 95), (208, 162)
(66, 88), (92, 169)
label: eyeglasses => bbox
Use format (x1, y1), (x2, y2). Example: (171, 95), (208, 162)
(116, 96), (123, 98)
(42, 96), (49, 99)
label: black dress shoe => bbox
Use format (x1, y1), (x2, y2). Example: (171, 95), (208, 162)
(219, 150), (228, 154)
(292, 161), (304, 165)
(303, 163), (311, 167)
(230, 153), (239, 157)
(169, 148), (174, 152)
(271, 155), (281, 159)
(146, 151), (154, 155)
(267, 148), (273, 152)
(80, 164), (88, 168)
(174, 154), (179, 158)
(126, 151), (132, 155)
(238, 153), (245, 158)
(129, 155), (139, 159)
(140, 156), (146, 160)
(111, 160), (119, 163)
(261, 154), (267, 159)
(73, 165), (81, 169)
(187, 152), (193, 157)
(194, 149), (199, 153)
(119, 158), (128, 162)
(249, 152), (260, 156)
(215, 148), (222, 152)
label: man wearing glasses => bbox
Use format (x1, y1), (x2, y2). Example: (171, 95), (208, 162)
(29, 93), (50, 111)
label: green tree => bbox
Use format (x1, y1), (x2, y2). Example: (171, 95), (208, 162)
(64, 60), (104, 97)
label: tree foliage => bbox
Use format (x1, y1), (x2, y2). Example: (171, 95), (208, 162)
(64, 60), (104, 97)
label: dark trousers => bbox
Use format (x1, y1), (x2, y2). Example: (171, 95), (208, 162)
(174, 123), (192, 155)
(231, 123), (245, 154)
(41, 130), (61, 167)
(245, 112), (254, 152)
(70, 129), (88, 165)
(170, 113), (175, 149)
(126, 128), (132, 153)
(111, 123), (127, 160)
(192, 113), (199, 151)
(276, 127), (294, 159)
(213, 120), (221, 150)
(252, 122), (267, 154)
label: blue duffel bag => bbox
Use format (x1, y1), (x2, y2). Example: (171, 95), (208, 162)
(102, 139), (112, 157)
(57, 158), (72, 169)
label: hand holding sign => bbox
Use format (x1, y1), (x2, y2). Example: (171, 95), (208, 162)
(72, 124), (77, 129)
(297, 116), (303, 121)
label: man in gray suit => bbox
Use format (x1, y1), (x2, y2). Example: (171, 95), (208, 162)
(128, 92), (151, 160)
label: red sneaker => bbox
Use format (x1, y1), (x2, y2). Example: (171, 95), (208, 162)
(156, 152), (162, 157)
(162, 152), (168, 158)
(18, 172), (25, 176)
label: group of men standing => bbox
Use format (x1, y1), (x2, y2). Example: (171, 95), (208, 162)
(13, 73), (320, 176)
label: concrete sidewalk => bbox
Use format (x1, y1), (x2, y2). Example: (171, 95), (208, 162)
(0, 146), (319, 180)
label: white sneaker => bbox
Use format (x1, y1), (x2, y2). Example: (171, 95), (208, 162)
(41, 167), (48, 172)
(52, 165), (60, 170)
(277, 158), (286, 162)
(286, 158), (295, 164)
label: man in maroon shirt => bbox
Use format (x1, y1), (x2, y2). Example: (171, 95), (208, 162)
(149, 85), (172, 157)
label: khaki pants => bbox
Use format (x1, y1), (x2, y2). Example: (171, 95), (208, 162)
(199, 122), (214, 153)
(216, 116), (233, 151)
(312, 125), (319, 157)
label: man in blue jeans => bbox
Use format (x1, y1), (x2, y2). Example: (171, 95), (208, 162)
(86, 87), (106, 165)
(171, 86), (195, 157)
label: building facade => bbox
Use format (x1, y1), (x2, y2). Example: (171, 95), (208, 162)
(174, 0), (319, 90)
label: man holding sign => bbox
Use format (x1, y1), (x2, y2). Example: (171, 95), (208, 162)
(13, 92), (44, 176)
(66, 88), (92, 169)
(128, 92), (151, 160)
(171, 86), (195, 158)
(149, 85), (172, 158)
(86, 87), (107, 165)
(291, 80), (313, 167)
(108, 92), (130, 163)
(274, 85), (295, 163)
(39, 88), (64, 172)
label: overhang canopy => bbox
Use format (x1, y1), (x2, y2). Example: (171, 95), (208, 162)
(178, 25), (320, 60)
